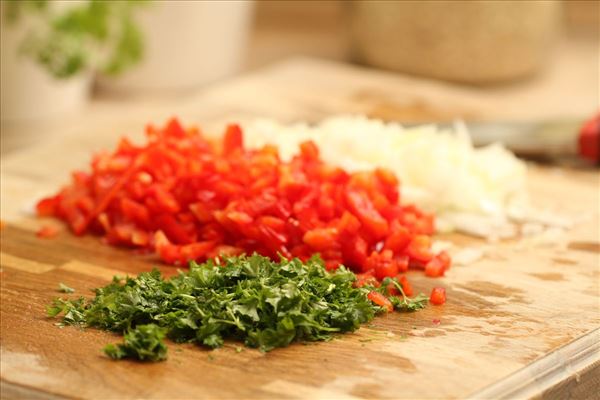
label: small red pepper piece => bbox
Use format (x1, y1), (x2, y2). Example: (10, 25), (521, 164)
(430, 287), (447, 305)
(367, 291), (394, 312)
(37, 225), (59, 239)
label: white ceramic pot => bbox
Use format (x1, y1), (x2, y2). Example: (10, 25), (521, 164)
(98, 0), (254, 94)
(0, 3), (91, 122)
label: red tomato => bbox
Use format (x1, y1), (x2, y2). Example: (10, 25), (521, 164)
(430, 287), (447, 305)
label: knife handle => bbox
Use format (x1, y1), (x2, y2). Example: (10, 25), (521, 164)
(579, 112), (600, 164)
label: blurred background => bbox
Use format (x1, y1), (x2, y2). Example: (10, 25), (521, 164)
(1, 0), (598, 158)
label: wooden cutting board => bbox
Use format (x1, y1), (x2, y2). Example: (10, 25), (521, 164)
(1, 58), (599, 400)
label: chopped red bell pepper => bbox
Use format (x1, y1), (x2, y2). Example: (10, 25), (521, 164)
(430, 287), (447, 305)
(36, 225), (59, 239)
(367, 291), (394, 312)
(36, 118), (450, 293)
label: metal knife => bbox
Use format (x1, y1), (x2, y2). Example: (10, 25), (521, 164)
(438, 115), (599, 164)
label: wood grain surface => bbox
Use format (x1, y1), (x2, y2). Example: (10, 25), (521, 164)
(1, 58), (599, 399)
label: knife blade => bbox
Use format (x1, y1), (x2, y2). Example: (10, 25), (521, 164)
(435, 117), (599, 164)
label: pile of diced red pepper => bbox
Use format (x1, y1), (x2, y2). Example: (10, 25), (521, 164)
(37, 119), (448, 305)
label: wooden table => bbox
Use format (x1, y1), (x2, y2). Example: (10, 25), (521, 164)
(1, 58), (599, 399)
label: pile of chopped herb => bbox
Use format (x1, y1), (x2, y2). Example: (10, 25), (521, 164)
(48, 255), (427, 361)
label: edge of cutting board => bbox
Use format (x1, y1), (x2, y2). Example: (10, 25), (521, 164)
(0, 381), (70, 400)
(2, 330), (598, 400)
(470, 328), (600, 399)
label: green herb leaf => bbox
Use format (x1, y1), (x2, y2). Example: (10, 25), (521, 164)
(104, 324), (167, 362)
(4, 0), (147, 78)
(48, 255), (429, 361)
(370, 277), (429, 312)
(58, 283), (75, 293)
